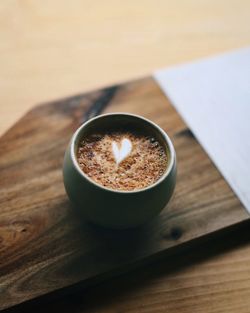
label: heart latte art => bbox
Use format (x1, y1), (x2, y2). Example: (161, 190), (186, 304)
(112, 138), (132, 165)
(77, 131), (168, 191)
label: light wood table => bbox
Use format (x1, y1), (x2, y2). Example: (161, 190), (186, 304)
(1, 1), (250, 312)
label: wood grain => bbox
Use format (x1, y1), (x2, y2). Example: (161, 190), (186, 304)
(0, 77), (249, 311)
(1, 0), (250, 136)
(29, 224), (250, 313)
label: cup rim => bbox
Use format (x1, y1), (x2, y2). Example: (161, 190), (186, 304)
(70, 112), (176, 194)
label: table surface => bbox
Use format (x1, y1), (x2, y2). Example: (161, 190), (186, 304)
(1, 1), (250, 312)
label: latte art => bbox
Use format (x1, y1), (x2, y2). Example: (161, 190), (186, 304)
(77, 130), (168, 191)
(112, 138), (132, 165)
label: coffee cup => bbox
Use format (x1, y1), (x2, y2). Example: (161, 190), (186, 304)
(63, 113), (176, 229)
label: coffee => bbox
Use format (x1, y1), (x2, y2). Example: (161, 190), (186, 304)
(77, 130), (168, 191)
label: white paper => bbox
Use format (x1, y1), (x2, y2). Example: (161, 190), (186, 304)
(154, 47), (250, 214)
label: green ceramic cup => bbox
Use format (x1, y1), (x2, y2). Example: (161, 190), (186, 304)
(63, 113), (176, 229)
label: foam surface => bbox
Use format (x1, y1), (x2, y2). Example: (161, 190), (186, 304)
(77, 131), (168, 191)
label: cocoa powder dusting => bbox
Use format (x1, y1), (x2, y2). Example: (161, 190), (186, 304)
(77, 131), (168, 191)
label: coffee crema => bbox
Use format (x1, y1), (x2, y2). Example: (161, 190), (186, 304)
(77, 131), (168, 191)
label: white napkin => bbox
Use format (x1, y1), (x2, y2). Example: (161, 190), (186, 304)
(154, 47), (250, 214)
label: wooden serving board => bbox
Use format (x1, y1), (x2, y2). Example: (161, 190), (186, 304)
(0, 77), (249, 311)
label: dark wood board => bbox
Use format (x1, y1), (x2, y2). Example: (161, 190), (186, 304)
(0, 77), (249, 311)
